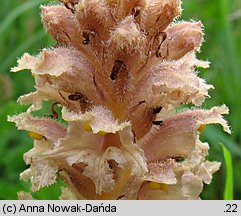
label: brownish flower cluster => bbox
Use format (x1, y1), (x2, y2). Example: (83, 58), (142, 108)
(9, 0), (230, 199)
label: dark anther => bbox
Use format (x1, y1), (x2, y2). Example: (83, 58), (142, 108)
(139, 100), (146, 105)
(63, 31), (71, 40)
(152, 120), (164, 126)
(132, 6), (140, 18)
(82, 30), (95, 45)
(68, 92), (87, 103)
(50, 102), (59, 119)
(108, 160), (118, 172)
(173, 157), (185, 163)
(110, 60), (125, 80)
(152, 106), (163, 114)
(156, 15), (161, 23)
(82, 39), (90, 45)
(117, 195), (125, 199)
(82, 31), (90, 45)
(108, 163), (113, 169)
(60, 0), (80, 13)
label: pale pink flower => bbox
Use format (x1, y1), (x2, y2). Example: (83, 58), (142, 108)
(8, 0), (230, 199)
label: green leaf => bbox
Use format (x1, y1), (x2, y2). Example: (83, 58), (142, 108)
(221, 143), (233, 200)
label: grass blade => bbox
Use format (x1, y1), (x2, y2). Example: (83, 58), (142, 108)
(0, 31), (46, 71)
(221, 143), (233, 200)
(204, 126), (241, 158)
(0, 0), (48, 35)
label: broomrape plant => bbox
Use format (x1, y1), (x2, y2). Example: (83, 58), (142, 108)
(8, 0), (230, 199)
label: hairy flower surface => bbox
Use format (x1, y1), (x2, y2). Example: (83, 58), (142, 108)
(8, 0), (230, 200)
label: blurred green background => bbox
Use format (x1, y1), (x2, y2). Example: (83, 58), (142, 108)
(0, 0), (240, 199)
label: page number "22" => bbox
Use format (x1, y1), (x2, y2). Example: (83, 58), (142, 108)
(225, 204), (238, 213)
